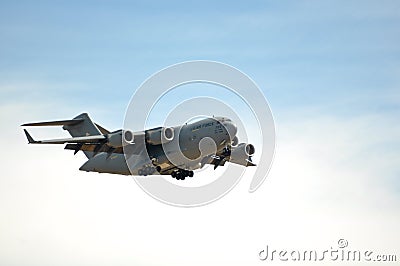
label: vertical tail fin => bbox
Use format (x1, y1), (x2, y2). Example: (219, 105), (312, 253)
(62, 113), (101, 137)
(63, 113), (102, 158)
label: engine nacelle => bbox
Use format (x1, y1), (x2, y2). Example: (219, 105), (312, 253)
(229, 143), (255, 166)
(106, 130), (134, 147)
(146, 127), (174, 145)
(231, 136), (239, 146)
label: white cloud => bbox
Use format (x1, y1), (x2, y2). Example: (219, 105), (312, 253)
(0, 100), (399, 265)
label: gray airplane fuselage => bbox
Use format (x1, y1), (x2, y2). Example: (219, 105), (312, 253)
(80, 117), (237, 176)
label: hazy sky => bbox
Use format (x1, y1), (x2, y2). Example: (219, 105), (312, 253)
(0, 1), (399, 265)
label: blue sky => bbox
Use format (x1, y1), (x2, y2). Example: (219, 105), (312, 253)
(2, 0), (399, 120)
(0, 1), (399, 265)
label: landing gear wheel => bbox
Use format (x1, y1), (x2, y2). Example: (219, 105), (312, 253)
(145, 166), (155, 175)
(171, 169), (192, 180)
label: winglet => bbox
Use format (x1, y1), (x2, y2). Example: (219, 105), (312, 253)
(23, 129), (37, 144)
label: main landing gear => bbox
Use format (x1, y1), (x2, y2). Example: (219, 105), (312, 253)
(171, 169), (194, 180)
(138, 166), (156, 176)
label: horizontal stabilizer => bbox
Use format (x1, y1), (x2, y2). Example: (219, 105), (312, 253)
(21, 119), (84, 127)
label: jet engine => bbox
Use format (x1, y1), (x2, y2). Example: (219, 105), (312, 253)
(229, 143), (255, 166)
(106, 130), (134, 147)
(146, 127), (174, 145)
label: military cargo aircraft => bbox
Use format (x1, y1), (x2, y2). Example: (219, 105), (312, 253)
(22, 113), (255, 180)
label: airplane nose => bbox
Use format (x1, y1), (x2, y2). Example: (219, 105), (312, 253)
(224, 121), (237, 138)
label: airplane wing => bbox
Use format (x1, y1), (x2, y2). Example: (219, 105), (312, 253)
(23, 129), (106, 144)
(23, 127), (146, 157)
(63, 132), (146, 156)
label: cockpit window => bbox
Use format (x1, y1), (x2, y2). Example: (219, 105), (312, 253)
(214, 116), (231, 122)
